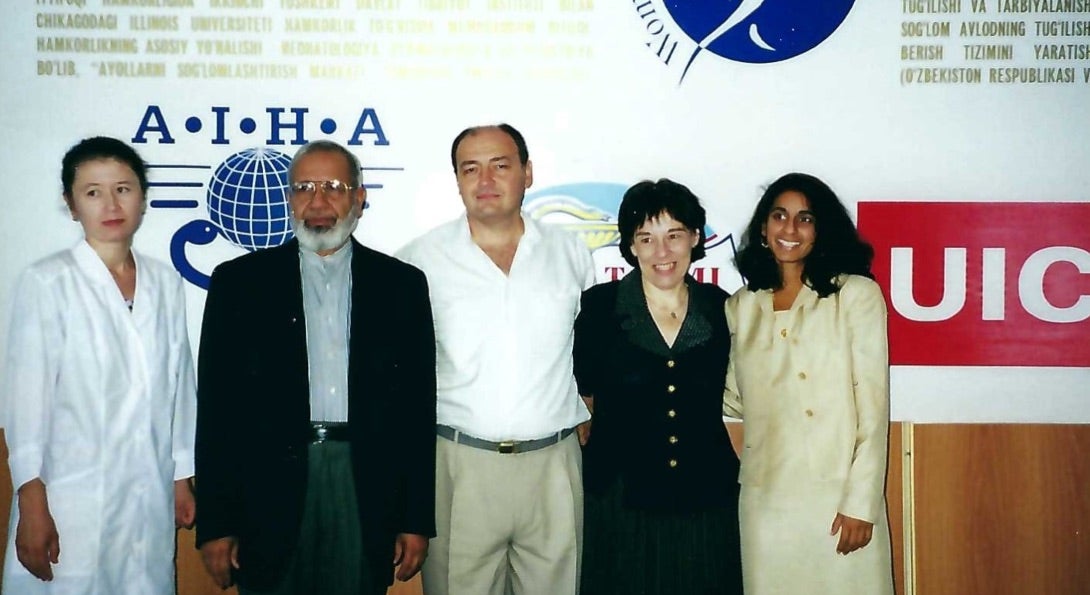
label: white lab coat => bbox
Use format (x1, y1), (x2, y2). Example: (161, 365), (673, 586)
(1, 241), (196, 595)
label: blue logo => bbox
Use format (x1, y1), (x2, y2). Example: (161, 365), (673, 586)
(633, 1), (856, 82)
(131, 104), (401, 290)
(162, 148), (295, 289)
(207, 148), (295, 252)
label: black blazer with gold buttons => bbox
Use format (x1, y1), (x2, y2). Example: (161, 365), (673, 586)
(574, 272), (739, 512)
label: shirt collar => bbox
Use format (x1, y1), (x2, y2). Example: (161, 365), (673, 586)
(298, 239), (352, 270)
(456, 212), (540, 255)
(754, 280), (822, 314)
(71, 240), (138, 289)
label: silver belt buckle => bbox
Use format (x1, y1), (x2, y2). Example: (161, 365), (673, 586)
(315, 426), (328, 443)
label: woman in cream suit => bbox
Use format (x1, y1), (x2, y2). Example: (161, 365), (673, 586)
(723, 173), (894, 595)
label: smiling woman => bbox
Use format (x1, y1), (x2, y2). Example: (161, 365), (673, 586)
(574, 178), (743, 595)
(724, 172), (894, 595)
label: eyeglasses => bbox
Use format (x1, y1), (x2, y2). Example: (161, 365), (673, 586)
(289, 179), (356, 196)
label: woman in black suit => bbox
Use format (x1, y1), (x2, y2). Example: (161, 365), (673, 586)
(575, 179), (742, 595)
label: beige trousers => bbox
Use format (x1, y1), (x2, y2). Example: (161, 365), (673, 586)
(422, 432), (583, 595)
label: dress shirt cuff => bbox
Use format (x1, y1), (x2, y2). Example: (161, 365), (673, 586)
(173, 450), (196, 481)
(9, 446), (44, 492)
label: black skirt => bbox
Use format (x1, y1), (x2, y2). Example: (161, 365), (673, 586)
(580, 478), (743, 595)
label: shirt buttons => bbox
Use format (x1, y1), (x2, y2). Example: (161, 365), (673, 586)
(668, 436), (678, 444)
(667, 410), (677, 418)
(666, 360), (676, 368)
(780, 328), (788, 338)
(805, 409), (814, 417)
(668, 459), (678, 468)
(798, 372), (807, 380)
(667, 385), (676, 394)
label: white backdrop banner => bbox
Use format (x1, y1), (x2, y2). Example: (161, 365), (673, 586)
(2, 0), (1088, 422)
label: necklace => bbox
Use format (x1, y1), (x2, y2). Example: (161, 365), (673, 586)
(647, 287), (688, 321)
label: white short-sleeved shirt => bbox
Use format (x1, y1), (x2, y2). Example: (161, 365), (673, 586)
(398, 214), (595, 441)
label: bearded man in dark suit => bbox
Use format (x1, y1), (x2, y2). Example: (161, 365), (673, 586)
(195, 140), (436, 595)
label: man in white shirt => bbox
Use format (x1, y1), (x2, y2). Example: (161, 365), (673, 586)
(398, 123), (594, 595)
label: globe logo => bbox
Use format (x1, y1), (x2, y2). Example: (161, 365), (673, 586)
(666, 0), (856, 81)
(206, 148), (294, 252)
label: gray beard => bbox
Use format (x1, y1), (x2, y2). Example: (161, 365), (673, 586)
(291, 211), (359, 253)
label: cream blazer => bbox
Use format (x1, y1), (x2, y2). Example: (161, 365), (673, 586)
(723, 274), (889, 523)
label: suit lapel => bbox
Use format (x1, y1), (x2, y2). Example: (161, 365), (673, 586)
(279, 241), (311, 419)
(348, 240), (373, 422)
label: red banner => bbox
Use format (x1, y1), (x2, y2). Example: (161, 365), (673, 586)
(859, 202), (1090, 367)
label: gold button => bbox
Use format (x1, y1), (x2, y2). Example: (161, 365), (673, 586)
(668, 436), (678, 444)
(667, 410), (677, 418)
(798, 372), (807, 380)
(780, 328), (788, 338)
(666, 360), (675, 368)
(668, 459), (678, 468)
(805, 409), (814, 417)
(667, 385), (676, 393)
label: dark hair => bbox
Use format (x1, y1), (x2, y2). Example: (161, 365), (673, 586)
(61, 136), (148, 201)
(289, 140), (362, 188)
(735, 173), (873, 297)
(617, 178), (707, 267)
(450, 123), (529, 171)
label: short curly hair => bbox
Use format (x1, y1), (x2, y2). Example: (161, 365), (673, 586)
(617, 178), (707, 268)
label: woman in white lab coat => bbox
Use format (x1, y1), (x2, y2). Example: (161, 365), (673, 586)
(2, 137), (197, 594)
(723, 173), (894, 595)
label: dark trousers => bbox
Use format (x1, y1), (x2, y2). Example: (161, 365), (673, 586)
(240, 442), (383, 595)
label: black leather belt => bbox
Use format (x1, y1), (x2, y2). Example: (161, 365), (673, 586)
(436, 425), (574, 454)
(309, 422), (350, 443)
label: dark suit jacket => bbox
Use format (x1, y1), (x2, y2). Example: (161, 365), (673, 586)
(574, 273), (739, 512)
(195, 238), (437, 590)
